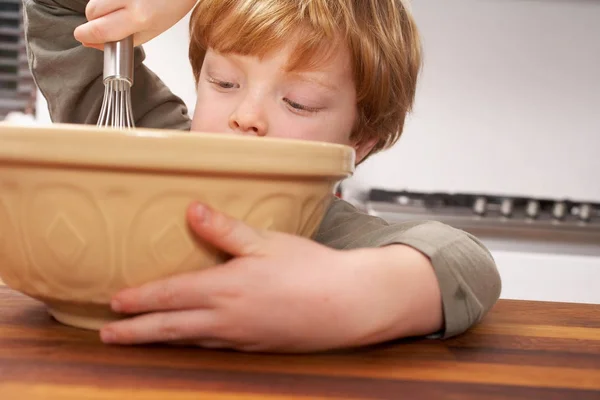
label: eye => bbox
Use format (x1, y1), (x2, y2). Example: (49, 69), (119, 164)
(207, 77), (239, 90)
(283, 98), (322, 114)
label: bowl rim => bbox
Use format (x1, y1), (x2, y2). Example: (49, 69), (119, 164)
(0, 123), (356, 178)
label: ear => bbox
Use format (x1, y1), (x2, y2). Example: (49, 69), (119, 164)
(353, 137), (379, 165)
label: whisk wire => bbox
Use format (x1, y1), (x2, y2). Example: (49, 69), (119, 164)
(97, 78), (134, 130)
(119, 81), (124, 127)
(98, 84), (109, 126)
(126, 89), (135, 127)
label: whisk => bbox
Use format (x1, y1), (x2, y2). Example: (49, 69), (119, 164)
(97, 36), (135, 129)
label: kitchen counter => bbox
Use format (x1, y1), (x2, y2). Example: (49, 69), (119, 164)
(1, 285), (599, 399)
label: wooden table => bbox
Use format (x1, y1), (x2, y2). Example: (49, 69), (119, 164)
(1, 285), (599, 399)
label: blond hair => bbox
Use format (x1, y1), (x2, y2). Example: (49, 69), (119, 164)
(189, 0), (422, 156)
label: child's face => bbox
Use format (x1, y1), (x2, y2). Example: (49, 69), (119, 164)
(190, 41), (362, 151)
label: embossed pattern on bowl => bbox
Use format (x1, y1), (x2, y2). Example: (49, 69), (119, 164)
(0, 124), (355, 330)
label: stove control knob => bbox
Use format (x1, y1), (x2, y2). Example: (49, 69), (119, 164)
(552, 202), (567, 220)
(526, 200), (540, 219)
(473, 197), (487, 216)
(398, 195), (411, 206)
(500, 198), (513, 217)
(579, 204), (592, 222)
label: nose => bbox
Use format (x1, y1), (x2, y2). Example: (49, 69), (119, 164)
(228, 96), (268, 137)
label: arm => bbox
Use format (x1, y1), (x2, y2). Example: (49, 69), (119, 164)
(338, 243), (445, 343)
(22, 0), (191, 130)
(315, 197), (502, 338)
(96, 199), (499, 352)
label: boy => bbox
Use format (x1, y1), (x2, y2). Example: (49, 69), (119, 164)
(22, 0), (502, 352)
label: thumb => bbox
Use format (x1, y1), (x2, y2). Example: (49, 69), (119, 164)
(186, 202), (271, 257)
(74, 9), (132, 45)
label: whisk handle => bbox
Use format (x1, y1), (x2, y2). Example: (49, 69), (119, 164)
(103, 36), (134, 86)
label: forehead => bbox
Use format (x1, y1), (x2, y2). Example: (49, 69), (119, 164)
(209, 30), (350, 72)
(210, 34), (352, 76)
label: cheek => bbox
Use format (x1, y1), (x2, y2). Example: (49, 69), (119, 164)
(190, 87), (231, 133)
(266, 94), (356, 143)
(290, 93), (357, 145)
(330, 111), (357, 145)
(270, 114), (354, 145)
(297, 108), (356, 145)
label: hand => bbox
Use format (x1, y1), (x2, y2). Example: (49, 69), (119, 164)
(74, 0), (198, 50)
(99, 202), (443, 352)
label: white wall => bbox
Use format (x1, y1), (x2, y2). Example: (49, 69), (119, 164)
(346, 0), (600, 202)
(141, 15), (197, 113)
(492, 250), (600, 304)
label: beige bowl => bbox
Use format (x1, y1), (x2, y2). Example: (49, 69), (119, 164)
(0, 123), (354, 330)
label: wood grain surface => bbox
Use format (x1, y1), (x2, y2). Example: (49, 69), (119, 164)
(1, 285), (599, 399)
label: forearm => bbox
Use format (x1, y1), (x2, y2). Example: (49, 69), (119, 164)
(349, 244), (443, 345)
(319, 198), (501, 340)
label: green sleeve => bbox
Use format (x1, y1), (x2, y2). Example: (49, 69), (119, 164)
(315, 197), (502, 338)
(23, 0), (192, 130)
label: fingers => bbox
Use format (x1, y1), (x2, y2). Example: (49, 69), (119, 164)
(85, 0), (125, 21)
(80, 43), (105, 51)
(100, 309), (221, 345)
(74, 8), (133, 45)
(187, 203), (271, 258)
(110, 271), (221, 314)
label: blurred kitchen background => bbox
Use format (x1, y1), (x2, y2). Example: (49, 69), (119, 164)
(3, 0), (600, 303)
(0, 0), (36, 120)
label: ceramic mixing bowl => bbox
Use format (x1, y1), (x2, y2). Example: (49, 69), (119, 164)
(0, 123), (354, 330)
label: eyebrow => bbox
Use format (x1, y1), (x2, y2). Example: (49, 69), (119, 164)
(285, 71), (340, 92)
(212, 50), (341, 92)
